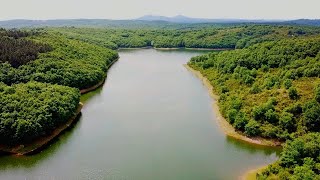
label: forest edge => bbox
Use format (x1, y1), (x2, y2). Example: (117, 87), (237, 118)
(80, 57), (119, 94)
(0, 55), (119, 155)
(185, 64), (282, 180)
(0, 102), (83, 155)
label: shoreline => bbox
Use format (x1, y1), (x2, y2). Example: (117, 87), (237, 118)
(0, 102), (83, 155)
(185, 64), (280, 179)
(118, 46), (152, 50)
(118, 46), (233, 51)
(80, 57), (119, 94)
(185, 47), (233, 51)
(184, 64), (282, 147)
(240, 165), (268, 180)
(0, 56), (118, 155)
(80, 78), (106, 94)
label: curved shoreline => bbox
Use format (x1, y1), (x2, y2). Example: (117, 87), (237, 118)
(184, 64), (282, 147)
(0, 102), (83, 156)
(80, 57), (119, 94)
(80, 78), (106, 94)
(118, 46), (233, 51)
(185, 64), (282, 179)
(240, 165), (268, 180)
(0, 57), (118, 155)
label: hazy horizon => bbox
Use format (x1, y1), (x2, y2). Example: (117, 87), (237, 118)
(0, 0), (320, 21)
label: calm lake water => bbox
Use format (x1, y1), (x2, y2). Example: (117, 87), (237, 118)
(0, 49), (279, 180)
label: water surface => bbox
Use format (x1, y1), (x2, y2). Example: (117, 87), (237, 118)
(0, 49), (279, 180)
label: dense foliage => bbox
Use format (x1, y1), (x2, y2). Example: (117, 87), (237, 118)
(189, 37), (320, 140)
(257, 133), (320, 179)
(53, 25), (320, 50)
(188, 35), (320, 179)
(1, 24), (320, 166)
(0, 28), (51, 67)
(0, 30), (119, 89)
(0, 29), (118, 145)
(0, 82), (80, 145)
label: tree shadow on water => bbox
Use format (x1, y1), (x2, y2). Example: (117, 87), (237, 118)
(0, 113), (83, 170)
(225, 136), (282, 156)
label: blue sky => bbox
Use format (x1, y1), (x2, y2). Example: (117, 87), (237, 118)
(0, 0), (319, 20)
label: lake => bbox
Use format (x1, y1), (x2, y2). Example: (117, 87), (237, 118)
(0, 49), (279, 180)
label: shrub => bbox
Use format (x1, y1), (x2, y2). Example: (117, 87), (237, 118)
(279, 112), (295, 132)
(250, 68), (258, 77)
(234, 112), (249, 131)
(250, 84), (261, 94)
(230, 97), (242, 110)
(283, 79), (292, 89)
(265, 109), (278, 124)
(244, 75), (255, 85)
(252, 98), (276, 121)
(303, 100), (320, 131)
(253, 106), (265, 120)
(315, 85), (320, 103)
(261, 64), (270, 72)
(221, 86), (229, 94)
(227, 109), (238, 124)
(285, 103), (303, 115)
(289, 87), (299, 100)
(245, 120), (261, 136)
(260, 123), (278, 138)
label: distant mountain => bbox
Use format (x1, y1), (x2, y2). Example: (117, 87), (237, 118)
(136, 15), (280, 24)
(285, 19), (320, 26)
(137, 15), (320, 26)
(0, 16), (319, 28)
(137, 15), (206, 23)
(0, 19), (177, 29)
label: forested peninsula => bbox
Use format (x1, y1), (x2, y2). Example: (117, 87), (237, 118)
(0, 28), (118, 154)
(1, 23), (320, 179)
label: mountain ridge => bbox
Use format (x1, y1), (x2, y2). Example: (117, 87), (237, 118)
(0, 16), (319, 28)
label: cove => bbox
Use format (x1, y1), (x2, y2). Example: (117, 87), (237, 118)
(0, 49), (279, 180)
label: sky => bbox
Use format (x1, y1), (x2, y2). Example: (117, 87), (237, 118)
(0, 0), (319, 20)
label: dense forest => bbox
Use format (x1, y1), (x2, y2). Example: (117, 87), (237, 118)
(188, 37), (320, 140)
(0, 82), (80, 144)
(0, 28), (118, 145)
(257, 133), (320, 179)
(0, 28), (51, 67)
(188, 35), (320, 179)
(53, 25), (320, 50)
(43, 25), (320, 178)
(1, 23), (320, 178)
(0, 29), (118, 89)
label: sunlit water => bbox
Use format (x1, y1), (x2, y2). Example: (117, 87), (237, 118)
(0, 49), (279, 180)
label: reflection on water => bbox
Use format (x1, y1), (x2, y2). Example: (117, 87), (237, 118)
(0, 49), (280, 180)
(226, 136), (281, 156)
(0, 114), (82, 169)
(81, 86), (103, 103)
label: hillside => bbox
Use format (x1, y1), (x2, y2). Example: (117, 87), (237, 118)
(0, 28), (118, 147)
(188, 36), (320, 179)
(52, 24), (320, 50)
(1, 24), (320, 177)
